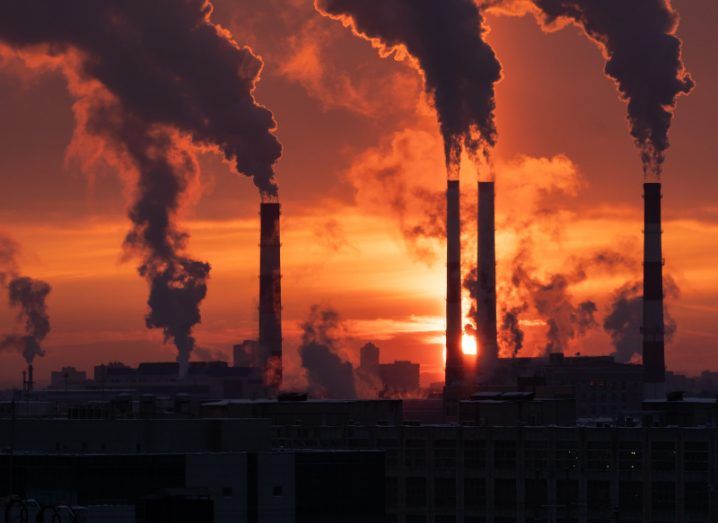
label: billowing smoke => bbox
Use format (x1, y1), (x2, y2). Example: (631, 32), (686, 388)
(0, 235), (51, 364)
(471, 245), (636, 355)
(491, 0), (694, 177)
(316, 0), (502, 174)
(603, 276), (679, 363)
(499, 304), (527, 357)
(0, 1), (282, 376)
(299, 305), (357, 398)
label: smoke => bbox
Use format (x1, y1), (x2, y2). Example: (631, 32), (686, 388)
(192, 346), (227, 362)
(603, 276), (679, 363)
(0, 1), (282, 375)
(486, 0), (694, 177)
(299, 305), (357, 398)
(470, 243), (637, 356)
(499, 304), (527, 357)
(316, 0), (502, 174)
(0, 235), (51, 364)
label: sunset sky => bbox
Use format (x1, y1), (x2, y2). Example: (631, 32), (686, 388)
(0, 0), (716, 387)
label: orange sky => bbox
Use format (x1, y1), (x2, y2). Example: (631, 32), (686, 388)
(0, 0), (716, 387)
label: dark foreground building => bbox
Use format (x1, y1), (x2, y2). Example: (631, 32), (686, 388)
(0, 450), (384, 523)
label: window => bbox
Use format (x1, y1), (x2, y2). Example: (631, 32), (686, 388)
(525, 480), (547, 509)
(555, 441), (579, 472)
(406, 477), (427, 508)
(619, 481), (642, 511)
(434, 478), (456, 509)
(684, 481), (710, 515)
(524, 440), (548, 470)
(494, 440), (516, 469)
(434, 439), (457, 468)
(587, 481), (611, 510)
(684, 442), (709, 471)
(651, 441), (675, 471)
(586, 441), (611, 471)
(405, 439), (427, 467)
(464, 439), (486, 469)
(464, 478), (486, 509)
(651, 482), (675, 512)
(494, 479), (516, 508)
(556, 480), (578, 509)
(618, 442), (641, 471)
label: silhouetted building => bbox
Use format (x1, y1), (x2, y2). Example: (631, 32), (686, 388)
(0, 450), (385, 523)
(49, 367), (87, 390)
(91, 361), (265, 398)
(379, 361), (420, 394)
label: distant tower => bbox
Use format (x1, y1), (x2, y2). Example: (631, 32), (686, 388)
(360, 342), (380, 371)
(476, 181), (498, 382)
(259, 201), (282, 388)
(642, 182), (666, 399)
(445, 180), (463, 390)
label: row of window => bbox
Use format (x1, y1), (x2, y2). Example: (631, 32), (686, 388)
(388, 478), (710, 514)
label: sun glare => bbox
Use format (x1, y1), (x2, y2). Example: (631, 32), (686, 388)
(462, 332), (477, 355)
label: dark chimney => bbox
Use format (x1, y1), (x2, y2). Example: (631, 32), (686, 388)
(476, 181), (498, 381)
(26, 364), (34, 393)
(445, 180), (463, 390)
(259, 201), (282, 388)
(643, 182), (665, 398)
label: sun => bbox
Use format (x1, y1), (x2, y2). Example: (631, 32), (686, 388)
(462, 332), (477, 355)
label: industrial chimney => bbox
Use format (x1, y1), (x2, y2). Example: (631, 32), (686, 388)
(23, 364), (34, 393)
(476, 181), (498, 381)
(445, 180), (463, 392)
(642, 182), (665, 399)
(259, 201), (282, 389)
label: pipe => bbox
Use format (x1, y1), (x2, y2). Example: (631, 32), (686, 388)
(259, 202), (282, 389)
(477, 181), (498, 381)
(642, 182), (665, 399)
(445, 180), (463, 389)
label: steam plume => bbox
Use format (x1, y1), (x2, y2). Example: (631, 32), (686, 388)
(499, 304), (527, 357)
(316, 0), (502, 174)
(0, 235), (51, 364)
(603, 276), (679, 363)
(299, 305), (356, 398)
(521, 0), (695, 176)
(0, 1), (282, 375)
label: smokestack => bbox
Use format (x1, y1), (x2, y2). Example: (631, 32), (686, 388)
(476, 181), (498, 380)
(643, 182), (665, 398)
(27, 364), (34, 393)
(445, 180), (463, 389)
(259, 201), (282, 388)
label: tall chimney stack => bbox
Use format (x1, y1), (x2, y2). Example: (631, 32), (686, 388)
(259, 201), (282, 389)
(642, 182), (665, 399)
(476, 181), (498, 381)
(445, 180), (463, 391)
(26, 364), (34, 393)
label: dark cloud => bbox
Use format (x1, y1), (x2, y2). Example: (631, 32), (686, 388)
(530, 0), (694, 176)
(316, 0), (502, 173)
(0, 1), (282, 375)
(0, 234), (52, 364)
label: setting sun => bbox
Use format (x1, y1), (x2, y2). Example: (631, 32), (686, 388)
(462, 332), (477, 356)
